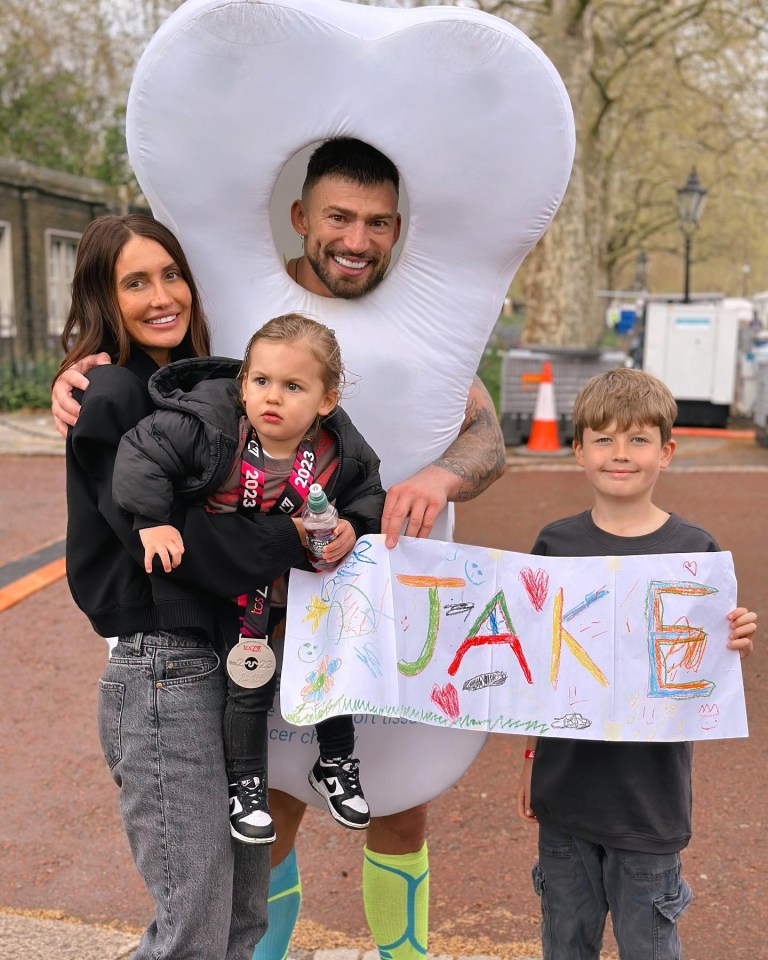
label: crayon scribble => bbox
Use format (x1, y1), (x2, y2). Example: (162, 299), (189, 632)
(444, 601), (475, 621)
(301, 656), (341, 704)
(551, 712), (591, 730)
(518, 566), (549, 612)
(463, 671), (507, 692)
(354, 641), (383, 679)
(430, 682), (460, 721)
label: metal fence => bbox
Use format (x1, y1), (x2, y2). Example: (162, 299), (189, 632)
(499, 346), (628, 446)
(0, 333), (63, 411)
(755, 354), (768, 447)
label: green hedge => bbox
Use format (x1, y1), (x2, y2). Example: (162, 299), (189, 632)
(0, 358), (59, 411)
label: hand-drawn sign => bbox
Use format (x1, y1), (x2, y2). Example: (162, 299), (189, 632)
(282, 537), (748, 743)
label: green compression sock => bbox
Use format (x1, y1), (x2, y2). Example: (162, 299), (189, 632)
(362, 842), (429, 959)
(252, 847), (302, 960)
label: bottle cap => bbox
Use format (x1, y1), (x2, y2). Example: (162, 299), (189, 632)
(307, 483), (328, 511)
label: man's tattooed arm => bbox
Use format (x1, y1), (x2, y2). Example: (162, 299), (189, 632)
(433, 375), (507, 501)
(381, 375), (506, 546)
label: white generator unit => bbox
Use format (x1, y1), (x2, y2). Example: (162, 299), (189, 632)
(754, 353), (768, 447)
(642, 300), (739, 427)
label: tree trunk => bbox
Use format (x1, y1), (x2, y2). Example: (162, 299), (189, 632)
(522, 0), (605, 347)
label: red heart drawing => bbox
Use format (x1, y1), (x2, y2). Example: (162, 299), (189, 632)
(519, 567), (550, 612)
(430, 682), (460, 721)
(683, 560), (698, 577)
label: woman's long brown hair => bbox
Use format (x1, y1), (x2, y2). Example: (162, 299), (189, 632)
(55, 214), (211, 380)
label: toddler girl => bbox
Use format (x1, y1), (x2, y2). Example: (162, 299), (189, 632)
(114, 313), (385, 843)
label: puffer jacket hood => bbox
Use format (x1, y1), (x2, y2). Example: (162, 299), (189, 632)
(148, 356), (243, 437)
(114, 355), (385, 542)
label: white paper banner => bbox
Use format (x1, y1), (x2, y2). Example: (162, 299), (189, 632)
(282, 537), (748, 743)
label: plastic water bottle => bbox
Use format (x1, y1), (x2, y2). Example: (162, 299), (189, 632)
(301, 484), (338, 569)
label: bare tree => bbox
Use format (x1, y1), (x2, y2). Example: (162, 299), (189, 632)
(4, 0), (766, 323)
(459, 0), (768, 343)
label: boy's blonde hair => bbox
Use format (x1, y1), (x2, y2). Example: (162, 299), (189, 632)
(572, 367), (677, 445)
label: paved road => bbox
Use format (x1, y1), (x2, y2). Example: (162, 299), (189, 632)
(1, 420), (766, 959)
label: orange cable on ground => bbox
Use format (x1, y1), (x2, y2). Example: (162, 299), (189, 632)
(672, 426), (755, 439)
(0, 557), (67, 613)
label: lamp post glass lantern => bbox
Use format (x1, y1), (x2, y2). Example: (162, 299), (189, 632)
(676, 167), (707, 303)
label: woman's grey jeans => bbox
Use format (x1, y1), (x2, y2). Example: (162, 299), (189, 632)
(98, 629), (269, 959)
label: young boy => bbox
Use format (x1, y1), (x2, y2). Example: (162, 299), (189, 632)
(516, 367), (756, 960)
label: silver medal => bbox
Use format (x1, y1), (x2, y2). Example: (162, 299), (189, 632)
(226, 638), (277, 688)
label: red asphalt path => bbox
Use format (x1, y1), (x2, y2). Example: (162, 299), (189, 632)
(1, 451), (766, 958)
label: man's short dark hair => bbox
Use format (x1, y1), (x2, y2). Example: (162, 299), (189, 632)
(303, 137), (399, 197)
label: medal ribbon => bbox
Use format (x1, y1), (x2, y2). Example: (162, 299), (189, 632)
(236, 430), (318, 639)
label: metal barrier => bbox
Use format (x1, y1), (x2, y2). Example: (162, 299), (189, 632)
(500, 346), (627, 446)
(754, 354), (768, 447)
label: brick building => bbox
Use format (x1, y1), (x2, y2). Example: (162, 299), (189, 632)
(0, 158), (117, 354)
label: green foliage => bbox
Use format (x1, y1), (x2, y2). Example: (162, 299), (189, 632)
(0, 0), (140, 186)
(94, 107), (133, 189)
(0, 41), (106, 176)
(0, 358), (58, 412)
(476, 313), (524, 412)
(476, 346), (502, 412)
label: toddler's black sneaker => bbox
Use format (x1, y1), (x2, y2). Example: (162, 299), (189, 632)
(308, 755), (370, 829)
(228, 775), (276, 844)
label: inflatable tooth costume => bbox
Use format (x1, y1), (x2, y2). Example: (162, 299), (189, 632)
(126, 0), (574, 814)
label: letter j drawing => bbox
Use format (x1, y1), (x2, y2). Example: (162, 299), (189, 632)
(395, 575), (465, 676)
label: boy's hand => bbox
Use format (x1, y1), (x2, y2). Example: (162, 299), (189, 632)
(321, 519), (356, 564)
(726, 607), (757, 659)
(52, 353), (111, 436)
(139, 525), (185, 574)
(516, 736), (538, 823)
(516, 753), (537, 824)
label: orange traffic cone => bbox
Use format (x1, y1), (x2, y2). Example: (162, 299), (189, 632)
(526, 361), (562, 453)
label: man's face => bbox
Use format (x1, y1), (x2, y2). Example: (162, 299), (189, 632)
(291, 175), (401, 299)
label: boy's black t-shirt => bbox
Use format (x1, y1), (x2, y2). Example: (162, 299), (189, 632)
(530, 510), (719, 854)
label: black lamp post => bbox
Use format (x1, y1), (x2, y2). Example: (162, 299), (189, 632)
(634, 251), (649, 291)
(676, 168), (707, 303)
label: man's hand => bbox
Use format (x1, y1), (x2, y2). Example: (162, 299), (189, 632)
(52, 353), (112, 436)
(726, 606), (757, 659)
(139, 525), (185, 574)
(321, 519), (357, 564)
(381, 464), (455, 548)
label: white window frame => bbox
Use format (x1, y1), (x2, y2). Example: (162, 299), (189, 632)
(46, 229), (81, 337)
(0, 221), (15, 338)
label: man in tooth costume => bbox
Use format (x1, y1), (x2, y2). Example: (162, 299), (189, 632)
(118, 1), (574, 956)
(255, 135), (507, 960)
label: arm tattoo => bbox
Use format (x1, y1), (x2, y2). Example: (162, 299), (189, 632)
(433, 376), (506, 501)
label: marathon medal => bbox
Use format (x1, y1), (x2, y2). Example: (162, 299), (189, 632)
(226, 637), (277, 688)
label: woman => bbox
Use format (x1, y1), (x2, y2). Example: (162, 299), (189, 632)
(60, 214), (305, 959)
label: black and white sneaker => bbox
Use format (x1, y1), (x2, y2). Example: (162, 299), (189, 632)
(308, 755), (370, 830)
(228, 775), (276, 844)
